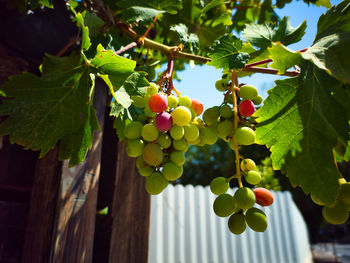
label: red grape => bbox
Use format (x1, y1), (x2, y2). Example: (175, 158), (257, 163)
(254, 188), (274, 206)
(148, 93), (168, 113)
(190, 99), (204, 116)
(238, 100), (255, 117)
(155, 112), (173, 132)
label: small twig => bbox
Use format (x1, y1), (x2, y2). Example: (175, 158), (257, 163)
(115, 42), (138, 55)
(138, 15), (159, 44)
(242, 67), (299, 77)
(56, 29), (81, 57)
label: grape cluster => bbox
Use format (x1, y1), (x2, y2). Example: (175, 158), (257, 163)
(311, 178), (350, 225)
(210, 159), (274, 234)
(124, 83), (204, 195)
(209, 78), (274, 234)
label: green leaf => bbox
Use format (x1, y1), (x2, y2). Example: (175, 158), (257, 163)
(75, 12), (91, 51)
(117, 0), (182, 14)
(0, 54), (98, 165)
(121, 7), (165, 23)
(314, 0), (331, 8)
(201, 0), (224, 14)
(242, 17), (306, 49)
(255, 61), (349, 205)
(170, 24), (199, 53)
(208, 34), (250, 70)
(268, 43), (302, 74)
(83, 11), (104, 37)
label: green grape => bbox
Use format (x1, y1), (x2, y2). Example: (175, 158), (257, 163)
(158, 133), (172, 149)
(167, 95), (178, 108)
(146, 83), (159, 97)
(235, 127), (256, 145)
(142, 123), (159, 142)
(173, 138), (189, 151)
(217, 120), (234, 141)
(145, 172), (168, 195)
(239, 84), (258, 100)
(322, 201), (349, 224)
(311, 194), (325, 206)
(124, 121), (143, 139)
(220, 104), (233, 118)
(234, 187), (256, 210)
(338, 182), (350, 205)
(215, 79), (229, 92)
(252, 95), (263, 105)
(126, 139), (144, 157)
(187, 137), (200, 145)
(201, 126), (218, 145)
(189, 107), (196, 121)
(228, 138), (235, 150)
(228, 213), (246, 234)
(245, 170), (261, 185)
(203, 106), (220, 125)
(131, 95), (146, 108)
(240, 159), (256, 172)
(226, 95), (233, 104)
(138, 165), (154, 176)
(213, 194), (236, 217)
(144, 104), (156, 117)
(170, 125), (184, 140)
(143, 143), (164, 166)
(171, 106), (192, 126)
(245, 207), (267, 232)
(178, 96), (192, 107)
(170, 151), (185, 166)
(184, 123), (199, 142)
(162, 162), (183, 181)
(136, 156), (145, 169)
(210, 177), (229, 195)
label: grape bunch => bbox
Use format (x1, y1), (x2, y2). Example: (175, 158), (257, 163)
(123, 83), (204, 195)
(311, 178), (350, 225)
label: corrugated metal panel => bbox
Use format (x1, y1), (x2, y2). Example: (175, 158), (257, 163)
(149, 184), (313, 263)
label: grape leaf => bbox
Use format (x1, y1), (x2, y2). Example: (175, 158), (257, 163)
(121, 7), (165, 24)
(208, 34), (250, 70)
(268, 43), (302, 74)
(0, 53), (98, 167)
(255, 61), (349, 205)
(117, 0), (182, 14)
(74, 11), (91, 52)
(83, 11), (104, 37)
(201, 0), (224, 14)
(242, 17), (306, 49)
(314, 0), (331, 8)
(170, 24), (199, 53)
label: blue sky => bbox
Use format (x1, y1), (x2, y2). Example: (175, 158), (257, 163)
(167, 0), (342, 108)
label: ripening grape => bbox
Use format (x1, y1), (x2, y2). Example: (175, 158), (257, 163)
(138, 165), (154, 177)
(178, 96), (192, 107)
(190, 99), (204, 116)
(338, 182), (350, 205)
(145, 172), (168, 195)
(240, 159), (256, 172)
(239, 100), (255, 117)
(143, 143), (164, 166)
(184, 123), (200, 142)
(146, 83), (159, 97)
(322, 201), (349, 224)
(217, 120), (234, 140)
(148, 93), (168, 113)
(126, 139), (144, 157)
(170, 125), (184, 140)
(124, 121), (143, 139)
(201, 126), (218, 145)
(158, 133), (172, 149)
(171, 106), (192, 126)
(213, 194), (236, 217)
(239, 84), (258, 100)
(131, 95), (146, 108)
(254, 188), (274, 207)
(215, 79), (229, 92)
(162, 162), (183, 181)
(220, 104), (233, 118)
(252, 95), (263, 105)
(203, 106), (220, 125)
(155, 112), (173, 132)
(167, 95), (178, 108)
(228, 213), (246, 234)
(141, 123), (159, 142)
(210, 177), (229, 195)
(136, 156), (145, 170)
(245, 207), (268, 232)
(170, 151), (185, 166)
(234, 187), (256, 210)
(245, 170), (262, 185)
(235, 127), (256, 145)
(173, 138), (189, 151)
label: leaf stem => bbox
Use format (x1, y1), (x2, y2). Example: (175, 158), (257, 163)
(242, 67), (299, 77)
(231, 70), (243, 188)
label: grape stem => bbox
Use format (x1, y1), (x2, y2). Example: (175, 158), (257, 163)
(231, 70), (243, 188)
